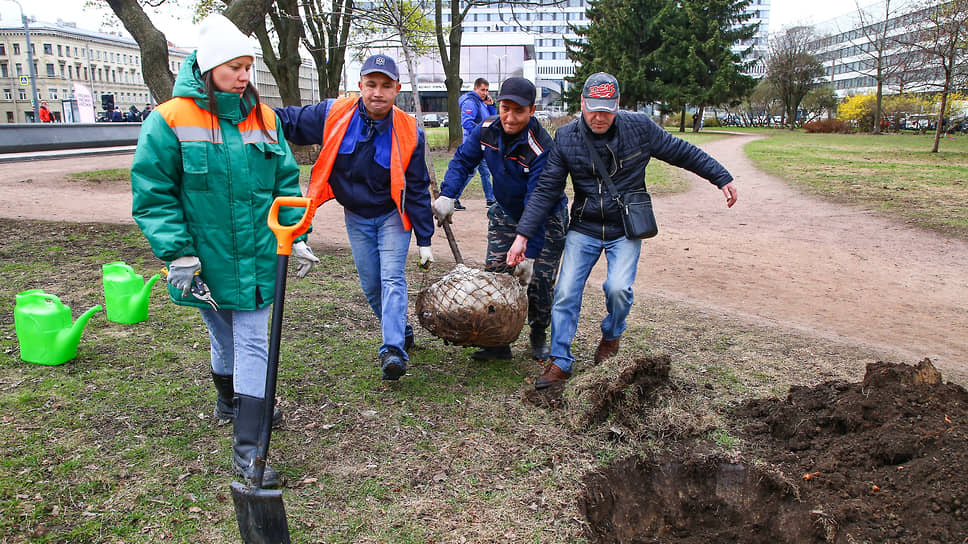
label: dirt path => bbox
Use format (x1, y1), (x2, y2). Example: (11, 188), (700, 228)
(2, 137), (965, 382)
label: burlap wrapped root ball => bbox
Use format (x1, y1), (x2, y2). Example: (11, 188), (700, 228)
(416, 264), (528, 347)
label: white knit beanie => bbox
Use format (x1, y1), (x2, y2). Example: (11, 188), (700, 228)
(195, 14), (255, 74)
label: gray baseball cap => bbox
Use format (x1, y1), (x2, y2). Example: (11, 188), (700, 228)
(582, 72), (620, 112)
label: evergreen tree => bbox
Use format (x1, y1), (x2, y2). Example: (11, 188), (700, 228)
(565, 0), (757, 117)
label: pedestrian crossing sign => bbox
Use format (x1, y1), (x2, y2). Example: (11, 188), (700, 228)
(19, 76), (28, 86)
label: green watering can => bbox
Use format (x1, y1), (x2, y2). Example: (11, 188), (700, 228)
(14, 289), (102, 366)
(102, 262), (160, 324)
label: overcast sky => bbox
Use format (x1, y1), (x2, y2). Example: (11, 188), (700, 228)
(10, 0), (866, 48)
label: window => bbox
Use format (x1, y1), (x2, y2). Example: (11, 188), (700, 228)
(46, 63), (55, 77)
(13, 43), (20, 55)
(67, 65), (72, 78)
(18, 88), (26, 100)
(48, 88), (57, 99)
(3, 89), (10, 100)
(0, 44), (5, 55)
(58, 45), (63, 56)
(59, 64), (64, 78)
(0, 63), (5, 78)
(44, 43), (53, 55)
(15, 63), (22, 76)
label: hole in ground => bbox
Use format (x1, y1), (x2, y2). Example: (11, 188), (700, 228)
(580, 455), (825, 543)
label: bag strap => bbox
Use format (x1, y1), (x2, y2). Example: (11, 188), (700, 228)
(580, 127), (624, 207)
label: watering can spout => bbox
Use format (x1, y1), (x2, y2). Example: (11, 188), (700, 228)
(133, 273), (161, 310)
(56, 304), (103, 356)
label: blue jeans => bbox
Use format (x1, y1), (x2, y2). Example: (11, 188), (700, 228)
(549, 230), (642, 373)
(344, 208), (412, 360)
(199, 305), (272, 398)
(464, 160), (494, 202)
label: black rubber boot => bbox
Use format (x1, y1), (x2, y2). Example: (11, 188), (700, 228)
(211, 373), (235, 426)
(471, 345), (513, 361)
(529, 328), (550, 361)
(211, 372), (283, 427)
(232, 394), (282, 489)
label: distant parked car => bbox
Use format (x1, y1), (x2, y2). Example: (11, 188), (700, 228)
(440, 114), (449, 127)
(422, 113), (443, 127)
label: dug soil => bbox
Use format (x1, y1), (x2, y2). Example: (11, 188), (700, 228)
(565, 356), (968, 543)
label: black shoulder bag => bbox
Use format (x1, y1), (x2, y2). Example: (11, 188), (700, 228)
(581, 130), (658, 239)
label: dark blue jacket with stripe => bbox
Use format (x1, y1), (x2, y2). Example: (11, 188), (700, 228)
(441, 115), (567, 258)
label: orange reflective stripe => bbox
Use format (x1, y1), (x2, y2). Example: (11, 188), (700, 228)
(306, 99), (418, 230)
(156, 97), (276, 145)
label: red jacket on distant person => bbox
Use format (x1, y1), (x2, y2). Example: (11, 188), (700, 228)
(39, 104), (52, 123)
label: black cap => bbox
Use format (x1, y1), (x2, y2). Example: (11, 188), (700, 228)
(495, 77), (536, 107)
(581, 72), (620, 112)
(360, 54), (399, 81)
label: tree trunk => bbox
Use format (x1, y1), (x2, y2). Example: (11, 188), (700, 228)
(105, 0), (174, 103)
(437, 0), (464, 150)
(253, 0), (304, 106)
(104, 0), (276, 104)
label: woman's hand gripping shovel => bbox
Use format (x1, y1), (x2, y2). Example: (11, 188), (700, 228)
(231, 196), (315, 544)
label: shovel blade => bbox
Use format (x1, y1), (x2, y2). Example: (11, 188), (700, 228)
(231, 481), (291, 544)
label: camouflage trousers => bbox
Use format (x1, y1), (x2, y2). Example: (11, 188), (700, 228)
(484, 204), (568, 331)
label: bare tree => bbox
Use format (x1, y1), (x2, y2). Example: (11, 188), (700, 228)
(303, 0), (355, 99)
(432, 0), (564, 149)
(100, 0), (274, 102)
(252, 0), (306, 106)
(353, 0), (436, 128)
(844, 0), (925, 133)
(766, 26), (826, 129)
(898, 0), (968, 152)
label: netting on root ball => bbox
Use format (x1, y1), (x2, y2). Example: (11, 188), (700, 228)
(416, 264), (528, 347)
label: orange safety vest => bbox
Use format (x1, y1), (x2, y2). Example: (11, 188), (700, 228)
(306, 97), (418, 230)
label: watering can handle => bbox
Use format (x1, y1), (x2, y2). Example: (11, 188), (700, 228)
(267, 197), (316, 256)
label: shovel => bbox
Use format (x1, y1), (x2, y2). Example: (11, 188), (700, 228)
(231, 196), (316, 544)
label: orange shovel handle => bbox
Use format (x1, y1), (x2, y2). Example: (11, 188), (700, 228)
(267, 197), (316, 255)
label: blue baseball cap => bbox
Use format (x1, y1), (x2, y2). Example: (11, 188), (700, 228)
(360, 54), (399, 81)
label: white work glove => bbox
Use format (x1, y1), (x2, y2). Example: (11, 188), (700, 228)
(433, 195), (455, 226)
(292, 241), (320, 278)
(512, 257), (535, 286)
(418, 246), (434, 269)
(167, 256), (201, 296)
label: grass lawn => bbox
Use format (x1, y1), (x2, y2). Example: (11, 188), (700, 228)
(745, 131), (968, 238)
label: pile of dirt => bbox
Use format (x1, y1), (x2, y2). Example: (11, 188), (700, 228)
(578, 358), (968, 543)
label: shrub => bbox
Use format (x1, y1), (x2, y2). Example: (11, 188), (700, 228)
(803, 119), (850, 133)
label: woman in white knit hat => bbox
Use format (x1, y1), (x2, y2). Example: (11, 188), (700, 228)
(130, 14), (318, 488)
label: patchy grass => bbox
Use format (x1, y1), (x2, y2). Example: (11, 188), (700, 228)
(66, 169), (130, 183)
(745, 132), (968, 238)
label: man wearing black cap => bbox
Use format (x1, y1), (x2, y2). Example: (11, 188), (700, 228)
(275, 54), (436, 381)
(434, 77), (568, 362)
(508, 72), (738, 389)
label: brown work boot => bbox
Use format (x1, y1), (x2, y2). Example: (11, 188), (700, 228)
(534, 361), (572, 389)
(594, 336), (621, 363)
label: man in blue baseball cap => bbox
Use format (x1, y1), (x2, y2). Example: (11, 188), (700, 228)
(275, 54), (436, 381)
(434, 77), (568, 363)
(508, 71), (739, 389)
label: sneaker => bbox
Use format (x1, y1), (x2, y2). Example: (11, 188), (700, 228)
(380, 347), (407, 380)
(404, 324), (415, 352)
(454, 199), (466, 211)
(486, 199), (496, 207)
(471, 345), (513, 361)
